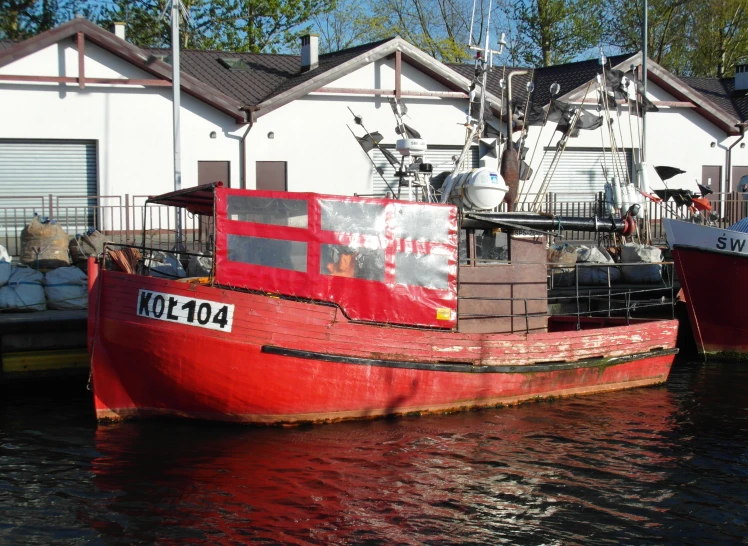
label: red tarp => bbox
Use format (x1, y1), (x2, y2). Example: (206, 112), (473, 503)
(213, 188), (458, 329)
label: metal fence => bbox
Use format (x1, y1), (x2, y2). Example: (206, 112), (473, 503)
(1, 191), (747, 258)
(0, 194), (213, 258)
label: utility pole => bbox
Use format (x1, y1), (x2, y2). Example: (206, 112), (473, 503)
(171, 0), (183, 249)
(641, 0), (647, 162)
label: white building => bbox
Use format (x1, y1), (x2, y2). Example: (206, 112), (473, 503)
(1, 17), (746, 233)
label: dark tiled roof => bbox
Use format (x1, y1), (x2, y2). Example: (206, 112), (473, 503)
(448, 63), (534, 111)
(264, 38), (395, 101)
(532, 54), (633, 105)
(681, 76), (748, 121)
(145, 38), (395, 107)
(448, 54), (632, 112)
(145, 47), (299, 106)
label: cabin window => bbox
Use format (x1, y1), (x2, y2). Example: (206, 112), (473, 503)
(475, 229), (509, 264)
(320, 200), (385, 235)
(393, 203), (452, 242)
(227, 196), (308, 228)
(460, 228), (509, 265)
(320, 244), (385, 281)
(395, 252), (449, 290)
(227, 234), (307, 272)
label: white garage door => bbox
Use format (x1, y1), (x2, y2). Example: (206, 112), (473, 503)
(0, 139), (98, 227)
(371, 145), (479, 197)
(540, 147), (633, 201)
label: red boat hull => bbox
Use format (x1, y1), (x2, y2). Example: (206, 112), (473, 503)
(672, 247), (748, 357)
(90, 271), (678, 424)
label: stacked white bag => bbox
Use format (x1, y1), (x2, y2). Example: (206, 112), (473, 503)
(575, 245), (621, 285)
(0, 266), (46, 311)
(44, 266), (88, 310)
(620, 243), (663, 284)
(0, 245), (10, 287)
(145, 251), (186, 279)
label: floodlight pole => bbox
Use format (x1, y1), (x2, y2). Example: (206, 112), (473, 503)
(172, 0), (182, 249)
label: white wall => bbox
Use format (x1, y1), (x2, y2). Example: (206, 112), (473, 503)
(245, 58), (472, 195)
(0, 41), (245, 204)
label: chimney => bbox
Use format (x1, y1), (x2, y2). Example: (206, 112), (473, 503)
(111, 22), (126, 41)
(301, 34), (319, 72)
(736, 64), (748, 92)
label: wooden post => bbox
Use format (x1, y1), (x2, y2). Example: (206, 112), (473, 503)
(395, 50), (401, 100)
(77, 32), (85, 89)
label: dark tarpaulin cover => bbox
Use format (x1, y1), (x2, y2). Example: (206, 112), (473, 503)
(213, 188), (458, 329)
(146, 182), (221, 216)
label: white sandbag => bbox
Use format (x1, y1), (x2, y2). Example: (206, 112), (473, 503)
(187, 253), (213, 277)
(0, 267), (46, 311)
(0, 245), (11, 286)
(44, 266), (88, 310)
(620, 243), (662, 283)
(576, 245), (614, 264)
(145, 251), (186, 279)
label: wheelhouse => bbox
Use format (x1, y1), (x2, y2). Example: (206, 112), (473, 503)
(147, 183), (459, 329)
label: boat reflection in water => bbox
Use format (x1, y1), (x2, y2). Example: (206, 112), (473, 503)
(86, 386), (681, 544)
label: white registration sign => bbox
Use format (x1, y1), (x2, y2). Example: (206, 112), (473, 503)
(136, 289), (235, 332)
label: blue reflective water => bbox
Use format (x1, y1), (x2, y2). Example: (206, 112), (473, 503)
(1, 360), (747, 545)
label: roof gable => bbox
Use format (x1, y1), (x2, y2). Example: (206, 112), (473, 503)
(0, 18), (246, 122)
(251, 37), (504, 118)
(556, 52), (741, 135)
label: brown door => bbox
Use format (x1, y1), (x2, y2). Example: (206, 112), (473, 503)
(197, 161), (229, 251)
(256, 161), (287, 191)
(701, 165), (722, 192)
(732, 165), (748, 192)
(198, 161), (230, 186)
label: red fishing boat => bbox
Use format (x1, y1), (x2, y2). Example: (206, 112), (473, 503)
(88, 184), (678, 424)
(664, 218), (748, 358)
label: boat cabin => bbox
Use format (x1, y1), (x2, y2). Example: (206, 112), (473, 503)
(142, 183), (548, 334)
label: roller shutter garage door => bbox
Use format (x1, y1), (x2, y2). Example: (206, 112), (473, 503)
(0, 139), (97, 230)
(540, 147), (633, 201)
(371, 145), (479, 197)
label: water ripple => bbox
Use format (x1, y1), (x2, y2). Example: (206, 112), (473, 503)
(1, 362), (748, 544)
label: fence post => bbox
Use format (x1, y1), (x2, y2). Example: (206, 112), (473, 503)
(125, 194), (130, 235)
(48, 193), (54, 219)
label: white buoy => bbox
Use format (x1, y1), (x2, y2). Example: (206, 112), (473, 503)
(637, 161), (650, 194)
(612, 176), (623, 210)
(620, 178), (631, 212)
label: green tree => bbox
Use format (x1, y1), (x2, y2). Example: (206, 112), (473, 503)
(99, 0), (333, 52)
(313, 0), (382, 53)
(512, 0), (605, 66)
(364, 0), (474, 62)
(0, 0), (96, 40)
(603, 0), (692, 74)
(687, 0), (748, 77)
(200, 0), (334, 52)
